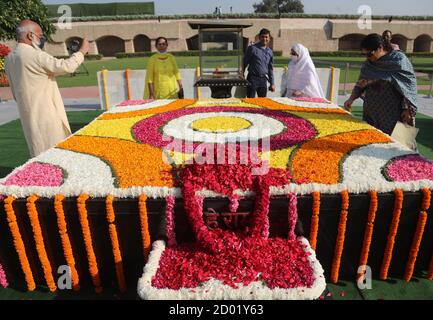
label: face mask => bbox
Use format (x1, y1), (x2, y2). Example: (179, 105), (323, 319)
(39, 37), (46, 50)
(31, 33), (46, 50)
(291, 55), (298, 62)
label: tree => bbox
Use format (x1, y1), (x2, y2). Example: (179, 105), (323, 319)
(253, 0), (304, 14)
(0, 0), (54, 40)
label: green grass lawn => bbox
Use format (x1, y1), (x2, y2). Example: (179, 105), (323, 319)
(1, 108), (433, 300)
(56, 57), (198, 88)
(55, 55), (433, 89)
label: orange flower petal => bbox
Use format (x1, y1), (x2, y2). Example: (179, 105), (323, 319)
(100, 99), (195, 120)
(290, 130), (391, 184)
(243, 97), (347, 114)
(58, 136), (174, 188)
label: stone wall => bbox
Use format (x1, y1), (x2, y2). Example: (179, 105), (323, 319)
(2, 18), (433, 56)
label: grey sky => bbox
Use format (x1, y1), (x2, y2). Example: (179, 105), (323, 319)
(42, 0), (433, 16)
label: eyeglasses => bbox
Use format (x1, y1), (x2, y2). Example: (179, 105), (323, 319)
(364, 49), (376, 58)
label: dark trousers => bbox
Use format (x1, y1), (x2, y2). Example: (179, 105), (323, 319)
(247, 75), (268, 98)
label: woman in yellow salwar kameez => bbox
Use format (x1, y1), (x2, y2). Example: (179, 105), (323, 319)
(144, 37), (184, 99)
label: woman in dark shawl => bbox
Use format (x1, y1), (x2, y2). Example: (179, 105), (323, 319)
(344, 33), (417, 135)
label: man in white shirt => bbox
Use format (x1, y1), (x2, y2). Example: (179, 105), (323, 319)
(5, 20), (89, 157)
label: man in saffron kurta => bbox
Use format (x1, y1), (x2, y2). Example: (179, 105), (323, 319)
(5, 20), (89, 157)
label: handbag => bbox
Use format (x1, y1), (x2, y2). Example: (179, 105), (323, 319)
(391, 121), (419, 151)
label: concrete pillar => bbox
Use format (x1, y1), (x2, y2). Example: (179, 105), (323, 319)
(89, 41), (99, 55)
(406, 39), (414, 53)
(430, 41), (433, 53)
(125, 39), (135, 53)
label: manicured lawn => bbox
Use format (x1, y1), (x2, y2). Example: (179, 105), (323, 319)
(56, 56), (201, 88)
(55, 56), (433, 89)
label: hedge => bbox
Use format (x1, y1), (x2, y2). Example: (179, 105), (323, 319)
(310, 51), (363, 57)
(48, 13), (433, 23)
(309, 51), (433, 58)
(46, 3), (154, 18)
(115, 50), (283, 59)
(55, 54), (103, 60)
(407, 52), (433, 57)
(115, 50), (433, 60)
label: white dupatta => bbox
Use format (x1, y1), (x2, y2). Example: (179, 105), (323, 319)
(284, 44), (325, 99)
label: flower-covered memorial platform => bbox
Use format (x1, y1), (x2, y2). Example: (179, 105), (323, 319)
(0, 97), (433, 296)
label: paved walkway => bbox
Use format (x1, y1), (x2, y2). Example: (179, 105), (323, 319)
(0, 98), (100, 125)
(338, 83), (433, 93)
(0, 86), (100, 101)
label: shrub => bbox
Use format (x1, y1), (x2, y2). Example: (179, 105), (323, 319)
(55, 54), (103, 60)
(116, 50), (283, 59)
(47, 13), (433, 22)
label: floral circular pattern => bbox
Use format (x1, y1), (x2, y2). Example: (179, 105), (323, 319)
(132, 106), (317, 152)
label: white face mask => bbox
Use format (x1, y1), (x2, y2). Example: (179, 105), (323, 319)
(31, 37), (40, 50)
(291, 55), (298, 62)
(30, 33), (45, 50)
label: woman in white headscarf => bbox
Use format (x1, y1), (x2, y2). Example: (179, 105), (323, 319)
(281, 44), (326, 99)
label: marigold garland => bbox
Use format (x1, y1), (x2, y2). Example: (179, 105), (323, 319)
(330, 190), (349, 284)
(138, 194), (151, 260)
(380, 189), (404, 280)
(77, 194), (103, 293)
(404, 188), (431, 282)
(165, 196), (177, 247)
(287, 193), (298, 241)
(106, 195), (127, 293)
(358, 190), (378, 280)
(101, 69), (110, 110)
(309, 191), (321, 251)
(54, 195), (80, 291)
(329, 66), (335, 101)
(4, 196), (36, 291)
(125, 68), (132, 100)
(26, 195), (57, 292)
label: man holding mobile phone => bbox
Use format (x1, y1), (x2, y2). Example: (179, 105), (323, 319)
(5, 19), (89, 157)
